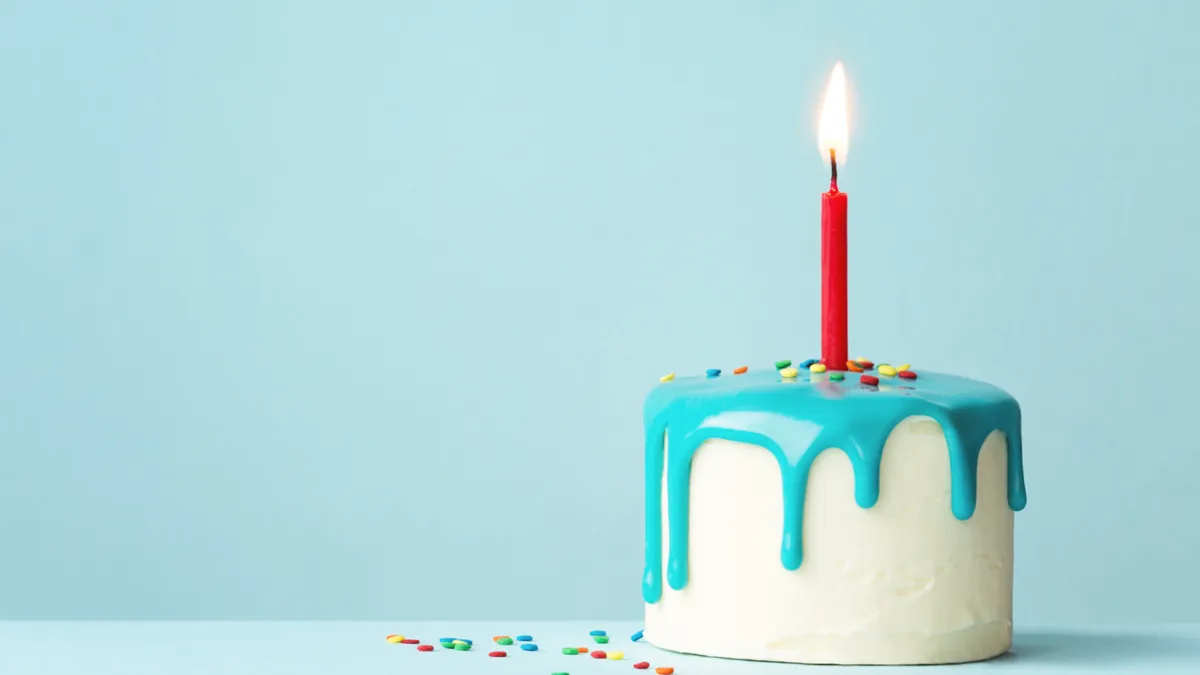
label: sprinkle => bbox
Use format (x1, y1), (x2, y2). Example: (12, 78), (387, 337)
(857, 360), (874, 369)
(634, 663), (651, 670)
(878, 364), (897, 377)
(809, 363), (826, 373)
(520, 643), (539, 651)
(496, 637), (513, 645)
(493, 636), (508, 641)
(774, 359), (792, 369)
(733, 366), (748, 374)
(706, 368), (721, 377)
(578, 647), (589, 654)
(593, 635), (610, 644)
(451, 640), (469, 646)
(591, 650), (607, 659)
(861, 374), (879, 386)
(656, 668), (675, 675)
(563, 648), (579, 655)
(488, 650), (506, 657)
(898, 363), (911, 371)
(454, 642), (471, 651)
(899, 370), (917, 379)
(516, 635), (533, 642)
(659, 372), (675, 383)
(779, 366), (799, 378)
(631, 629), (644, 642)
(439, 637), (455, 643)
(830, 372), (845, 381)
(608, 651), (624, 660)
(386, 635), (404, 643)
(589, 630), (607, 636)
(401, 639), (420, 645)
(417, 644), (433, 652)
(800, 358), (818, 369)
(846, 360), (863, 372)
(552, 673), (570, 675)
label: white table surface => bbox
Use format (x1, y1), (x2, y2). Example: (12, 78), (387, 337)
(1, 621), (1198, 674)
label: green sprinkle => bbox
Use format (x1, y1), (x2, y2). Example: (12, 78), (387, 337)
(562, 647), (578, 654)
(454, 643), (470, 651)
(497, 637), (513, 645)
(830, 372), (845, 381)
(593, 635), (609, 644)
(774, 359), (792, 369)
(552, 672), (570, 675)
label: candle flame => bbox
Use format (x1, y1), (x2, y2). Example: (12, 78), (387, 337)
(818, 61), (849, 168)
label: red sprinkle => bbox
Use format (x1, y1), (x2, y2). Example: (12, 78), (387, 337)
(861, 374), (880, 386)
(857, 360), (874, 369)
(400, 639), (419, 644)
(898, 370), (917, 379)
(592, 650), (607, 659)
(634, 662), (651, 670)
(488, 650), (507, 657)
(416, 645), (433, 652)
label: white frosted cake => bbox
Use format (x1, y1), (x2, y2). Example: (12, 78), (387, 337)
(641, 360), (1025, 665)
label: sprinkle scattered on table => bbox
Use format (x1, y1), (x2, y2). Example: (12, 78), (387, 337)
(520, 643), (539, 651)
(659, 372), (675, 382)
(607, 650), (624, 660)
(733, 366), (748, 374)
(861, 374), (879, 386)
(516, 635), (533, 642)
(655, 668), (675, 675)
(634, 662), (651, 670)
(593, 635), (609, 644)
(488, 650), (506, 657)
(416, 644), (433, 652)
(591, 650), (607, 659)
(562, 647), (578, 655)
(386, 634), (404, 643)
(589, 630), (606, 636)
(779, 366), (799, 378)
(774, 359), (792, 369)
(630, 629), (644, 642)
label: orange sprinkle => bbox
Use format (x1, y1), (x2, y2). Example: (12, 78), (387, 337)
(847, 361), (863, 373)
(578, 647), (589, 653)
(733, 366), (748, 374)
(493, 636), (509, 641)
(655, 668), (675, 675)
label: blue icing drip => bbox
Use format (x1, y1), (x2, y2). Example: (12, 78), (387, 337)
(641, 368), (1025, 604)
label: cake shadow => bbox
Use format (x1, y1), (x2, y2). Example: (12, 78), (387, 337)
(1005, 629), (1200, 666)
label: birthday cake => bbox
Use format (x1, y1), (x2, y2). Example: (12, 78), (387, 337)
(641, 360), (1025, 665)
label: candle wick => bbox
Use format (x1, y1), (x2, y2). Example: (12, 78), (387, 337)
(829, 148), (839, 193)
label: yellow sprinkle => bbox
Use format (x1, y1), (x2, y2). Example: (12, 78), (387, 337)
(452, 640), (469, 646)
(608, 651), (625, 660)
(386, 635), (404, 643)
(855, 356), (869, 362)
(809, 363), (827, 373)
(898, 363), (910, 371)
(779, 367), (799, 378)
(878, 364), (897, 377)
(659, 372), (675, 382)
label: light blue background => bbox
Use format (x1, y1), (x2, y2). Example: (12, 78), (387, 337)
(1, 0), (1197, 622)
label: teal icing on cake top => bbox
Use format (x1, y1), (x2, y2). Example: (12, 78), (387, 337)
(642, 366), (1025, 604)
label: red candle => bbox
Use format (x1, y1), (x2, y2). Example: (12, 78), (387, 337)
(817, 62), (850, 370)
(821, 167), (848, 370)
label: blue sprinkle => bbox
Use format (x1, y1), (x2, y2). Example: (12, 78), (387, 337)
(706, 368), (721, 377)
(800, 359), (818, 369)
(520, 643), (539, 651)
(515, 635), (532, 642)
(631, 629), (644, 642)
(589, 630), (606, 636)
(439, 637), (455, 643)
